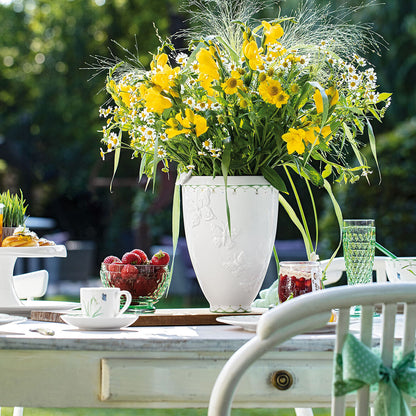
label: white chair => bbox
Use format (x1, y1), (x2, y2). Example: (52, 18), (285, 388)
(320, 256), (389, 285)
(208, 283), (416, 416)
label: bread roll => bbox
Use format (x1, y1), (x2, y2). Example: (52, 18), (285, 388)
(2, 234), (39, 247)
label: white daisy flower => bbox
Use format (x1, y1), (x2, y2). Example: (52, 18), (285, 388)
(202, 139), (212, 150)
(176, 53), (188, 66)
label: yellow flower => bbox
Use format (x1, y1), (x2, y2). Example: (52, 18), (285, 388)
(221, 71), (244, 94)
(196, 48), (219, 81)
(151, 64), (179, 92)
(282, 128), (306, 154)
(144, 87), (172, 114)
(119, 84), (135, 107)
(262, 21), (284, 45)
(321, 125), (333, 141)
(258, 77), (289, 108)
(165, 109), (208, 139)
(165, 114), (190, 138)
(313, 86), (339, 113)
(185, 108), (209, 137)
(326, 86), (339, 107)
(304, 127), (320, 145)
(198, 75), (217, 97)
(243, 40), (263, 70)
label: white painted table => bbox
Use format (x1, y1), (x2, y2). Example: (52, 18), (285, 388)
(0, 318), (339, 410)
(0, 316), (395, 410)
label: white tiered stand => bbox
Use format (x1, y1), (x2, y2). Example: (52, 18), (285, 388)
(0, 245), (77, 313)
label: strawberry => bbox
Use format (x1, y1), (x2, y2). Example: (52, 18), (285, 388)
(103, 255), (121, 264)
(121, 264), (138, 280)
(131, 249), (149, 264)
(121, 252), (142, 265)
(150, 250), (170, 266)
(107, 262), (122, 285)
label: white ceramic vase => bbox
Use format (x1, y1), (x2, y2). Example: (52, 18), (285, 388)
(181, 175), (279, 313)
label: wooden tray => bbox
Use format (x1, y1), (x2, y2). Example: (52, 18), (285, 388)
(30, 307), (267, 326)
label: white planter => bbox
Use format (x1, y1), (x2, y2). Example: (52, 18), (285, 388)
(181, 176), (279, 312)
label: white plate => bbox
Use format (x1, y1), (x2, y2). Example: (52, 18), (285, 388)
(61, 314), (138, 330)
(0, 301), (79, 317)
(217, 315), (260, 332)
(0, 313), (27, 325)
(0, 245), (67, 258)
(217, 315), (337, 333)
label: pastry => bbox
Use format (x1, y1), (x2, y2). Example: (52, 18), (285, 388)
(2, 233), (39, 247)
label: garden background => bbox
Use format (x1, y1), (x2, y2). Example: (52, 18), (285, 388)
(1, 0), (416, 268)
(1, 0), (416, 414)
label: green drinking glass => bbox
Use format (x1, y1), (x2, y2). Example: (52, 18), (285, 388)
(343, 219), (376, 285)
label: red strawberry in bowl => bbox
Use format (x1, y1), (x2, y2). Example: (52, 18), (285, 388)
(150, 250), (170, 266)
(121, 264), (139, 280)
(121, 252), (142, 265)
(131, 249), (149, 264)
(103, 255), (121, 264)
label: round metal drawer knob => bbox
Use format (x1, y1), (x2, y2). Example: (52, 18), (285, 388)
(270, 370), (294, 390)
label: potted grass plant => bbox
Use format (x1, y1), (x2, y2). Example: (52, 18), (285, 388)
(0, 190), (28, 240)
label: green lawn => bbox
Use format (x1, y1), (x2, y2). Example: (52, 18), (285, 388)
(0, 409), (347, 416)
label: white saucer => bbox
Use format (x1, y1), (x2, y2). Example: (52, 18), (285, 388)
(61, 314), (138, 330)
(0, 313), (27, 325)
(217, 315), (337, 333)
(0, 301), (79, 317)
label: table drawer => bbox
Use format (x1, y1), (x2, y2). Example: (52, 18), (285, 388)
(101, 355), (334, 407)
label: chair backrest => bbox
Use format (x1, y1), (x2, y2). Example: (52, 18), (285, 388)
(320, 256), (389, 285)
(208, 283), (416, 416)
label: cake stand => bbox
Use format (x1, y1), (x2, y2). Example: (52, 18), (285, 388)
(0, 245), (79, 315)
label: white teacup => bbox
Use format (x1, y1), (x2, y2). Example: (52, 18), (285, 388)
(80, 287), (132, 318)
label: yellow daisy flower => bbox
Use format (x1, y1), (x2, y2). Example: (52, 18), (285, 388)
(221, 71), (244, 95)
(258, 78), (289, 108)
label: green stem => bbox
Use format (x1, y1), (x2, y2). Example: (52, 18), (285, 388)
(375, 242), (397, 259)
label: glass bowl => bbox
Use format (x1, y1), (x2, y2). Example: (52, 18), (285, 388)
(385, 258), (416, 282)
(100, 263), (171, 313)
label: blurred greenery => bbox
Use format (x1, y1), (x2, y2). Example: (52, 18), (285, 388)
(0, 0), (416, 262)
(319, 117), (416, 258)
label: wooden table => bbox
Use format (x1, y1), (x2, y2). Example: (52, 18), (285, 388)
(0, 315), (383, 410)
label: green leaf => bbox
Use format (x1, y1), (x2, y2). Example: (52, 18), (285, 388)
(322, 179), (344, 273)
(367, 118), (381, 182)
(166, 178), (181, 296)
(109, 139), (121, 193)
(302, 164), (324, 187)
(279, 194), (312, 259)
(377, 92), (392, 102)
(221, 144), (232, 235)
(322, 164), (332, 179)
(261, 166), (288, 193)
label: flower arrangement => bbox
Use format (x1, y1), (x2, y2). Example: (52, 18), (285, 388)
(98, 0), (391, 257)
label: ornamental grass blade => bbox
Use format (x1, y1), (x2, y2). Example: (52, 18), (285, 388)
(109, 144), (121, 193)
(221, 144), (232, 235)
(322, 179), (343, 272)
(279, 193), (312, 260)
(367, 118), (381, 183)
(166, 179), (182, 296)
